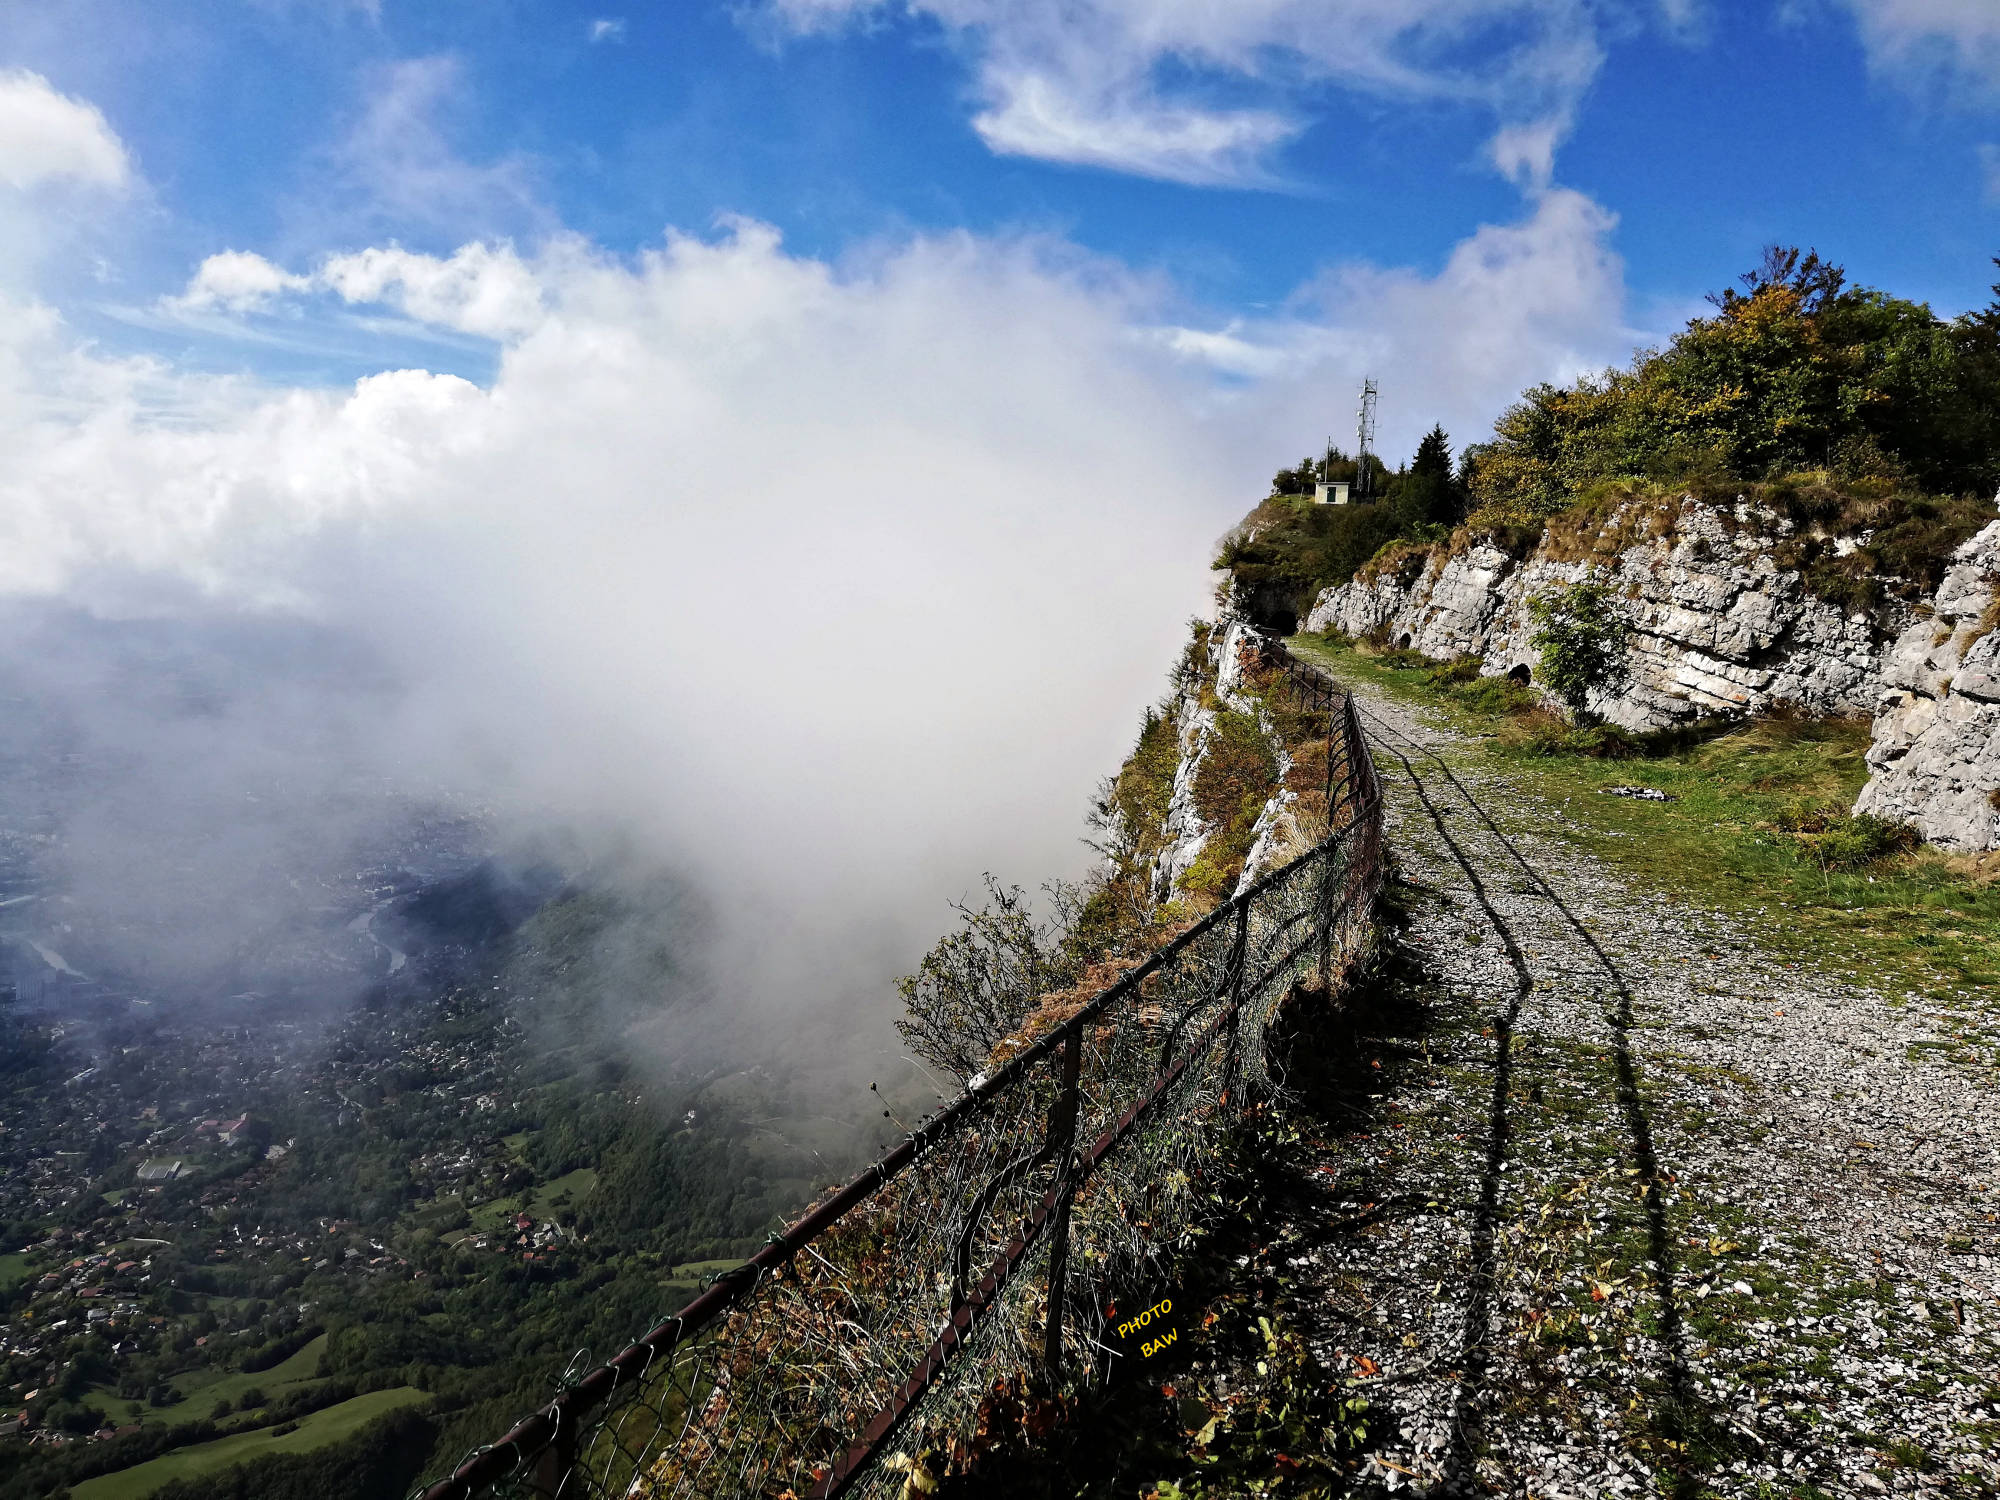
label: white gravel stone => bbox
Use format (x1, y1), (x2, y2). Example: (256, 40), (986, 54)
(1253, 671), (2000, 1495)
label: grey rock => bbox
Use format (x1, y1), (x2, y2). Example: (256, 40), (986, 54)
(1303, 496), (1899, 733)
(1151, 599), (1303, 900)
(1853, 520), (2000, 851)
(1300, 496), (2000, 849)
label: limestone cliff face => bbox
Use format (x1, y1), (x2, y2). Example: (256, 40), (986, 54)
(1152, 663), (1218, 899)
(1150, 599), (1303, 904)
(1304, 496), (1899, 732)
(1854, 521), (2000, 851)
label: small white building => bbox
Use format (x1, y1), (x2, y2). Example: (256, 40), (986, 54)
(1314, 480), (1351, 506)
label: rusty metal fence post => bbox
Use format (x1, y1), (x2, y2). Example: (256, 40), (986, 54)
(1318, 747), (1341, 989)
(1221, 897), (1250, 1096)
(1041, 1027), (1083, 1382)
(528, 1413), (577, 1498)
(409, 640), (1385, 1500)
(1320, 679), (1337, 825)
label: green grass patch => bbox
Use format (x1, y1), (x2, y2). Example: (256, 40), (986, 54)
(1290, 633), (2000, 1002)
(463, 1198), (519, 1235)
(667, 1257), (739, 1279)
(69, 1386), (429, 1500)
(530, 1167), (597, 1215)
(127, 1334), (328, 1427)
(457, 1168), (598, 1239)
(0, 1251), (36, 1290)
(655, 1256), (742, 1304)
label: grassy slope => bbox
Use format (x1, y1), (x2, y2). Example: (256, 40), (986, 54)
(68, 1387), (429, 1500)
(94, 1333), (329, 1430)
(1288, 635), (2000, 1009)
(0, 1253), (33, 1291)
(453, 1166), (599, 1240)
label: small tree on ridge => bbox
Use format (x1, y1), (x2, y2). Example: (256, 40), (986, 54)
(1529, 574), (1629, 723)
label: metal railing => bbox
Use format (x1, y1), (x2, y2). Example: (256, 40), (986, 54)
(412, 646), (1383, 1500)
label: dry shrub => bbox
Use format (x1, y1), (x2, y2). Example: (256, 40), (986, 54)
(1538, 486), (1677, 565)
(1354, 538), (1437, 587)
(982, 955), (1149, 1072)
(1939, 850), (2000, 886)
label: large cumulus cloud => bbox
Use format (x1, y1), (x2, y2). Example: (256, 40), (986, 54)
(2, 189), (1634, 1045)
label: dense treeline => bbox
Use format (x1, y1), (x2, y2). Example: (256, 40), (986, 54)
(1465, 249), (2000, 520)
(1221, 425), (1467, 627)
(1222, 248), (2000, 626)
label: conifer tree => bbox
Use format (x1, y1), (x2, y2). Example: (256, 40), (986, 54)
(1392, 424), (1463, 531)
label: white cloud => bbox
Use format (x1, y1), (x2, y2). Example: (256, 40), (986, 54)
(589, 18), (627, 43)
(1983, 142), (2000, 200)
(1843, 0), (2000, 91)
(315, 56), (545, 240)
(12, 227), (1239, 959)
(971, 67), (1299, 185)
(1653, 0), (1706, 38)
(162, 239), (554, 340)
(1161, 188), (1631, 459)
(0, 69), (130, 190)
(11, 201), (1631, 1034)
(317, 242), (549, 337)
(168, 250), (312, 314)
(1489, 115), (1570, 188)
(764, 1), (1631, 188)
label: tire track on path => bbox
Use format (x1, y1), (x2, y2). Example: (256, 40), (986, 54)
(1362, 725), (1533, 1487)
(1359, 702), (1702, 1497)
(1252, 651), (2000, 1498)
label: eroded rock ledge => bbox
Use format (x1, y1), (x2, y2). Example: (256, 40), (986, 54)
(1302, 496), (2000, 851)
(1854, 520), (2000, 851)
(1304, 495), (1897, 732)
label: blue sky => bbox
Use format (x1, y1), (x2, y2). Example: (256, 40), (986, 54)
(5, 0), (2000, 976)
(6, 1), (2000, 367)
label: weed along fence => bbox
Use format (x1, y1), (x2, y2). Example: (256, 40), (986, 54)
(412, 645), (1384, 1500)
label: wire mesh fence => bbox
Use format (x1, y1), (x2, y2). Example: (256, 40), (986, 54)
(412, 647), (1383, 1500)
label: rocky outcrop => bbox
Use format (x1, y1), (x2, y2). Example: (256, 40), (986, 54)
(1153, 682), (1218, 898)
(1853, 521), (2000, 851)
(1304, 496), (1899, 732)
(1151, 603), (1304, 902)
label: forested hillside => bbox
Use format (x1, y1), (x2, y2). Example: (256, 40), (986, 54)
(1224, 248), (2000, 629)
(0, 878), (899, 1500)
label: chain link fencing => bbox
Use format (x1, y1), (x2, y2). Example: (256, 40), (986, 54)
(411, 646), (1383, 1500)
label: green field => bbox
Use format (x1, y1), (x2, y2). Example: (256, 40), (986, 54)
(657, 1257), (740, 1304)
(457, 1167), (598, 1239)
(69, 1386), (430, 1500)
(0, 1252), (35, 1290)
(98, 1333), (329, 1429)
(529, 1167), (596, 1215)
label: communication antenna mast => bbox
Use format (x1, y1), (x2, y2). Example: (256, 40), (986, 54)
(1355, 377), (1379, 501)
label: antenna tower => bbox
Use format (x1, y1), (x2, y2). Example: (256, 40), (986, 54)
(1355, 377), (1379, 501)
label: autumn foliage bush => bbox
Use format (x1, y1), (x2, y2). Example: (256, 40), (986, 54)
(1464, 248), (2000, 524)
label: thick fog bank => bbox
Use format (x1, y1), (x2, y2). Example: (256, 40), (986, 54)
(0, 204), (1635, 1063)
(0, 228), (1238, 1062)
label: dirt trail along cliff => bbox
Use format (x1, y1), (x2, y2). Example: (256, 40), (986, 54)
(1252, 645), (1999, 1497)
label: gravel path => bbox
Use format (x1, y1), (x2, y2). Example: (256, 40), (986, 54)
(1255, 676), (2000, 1498)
